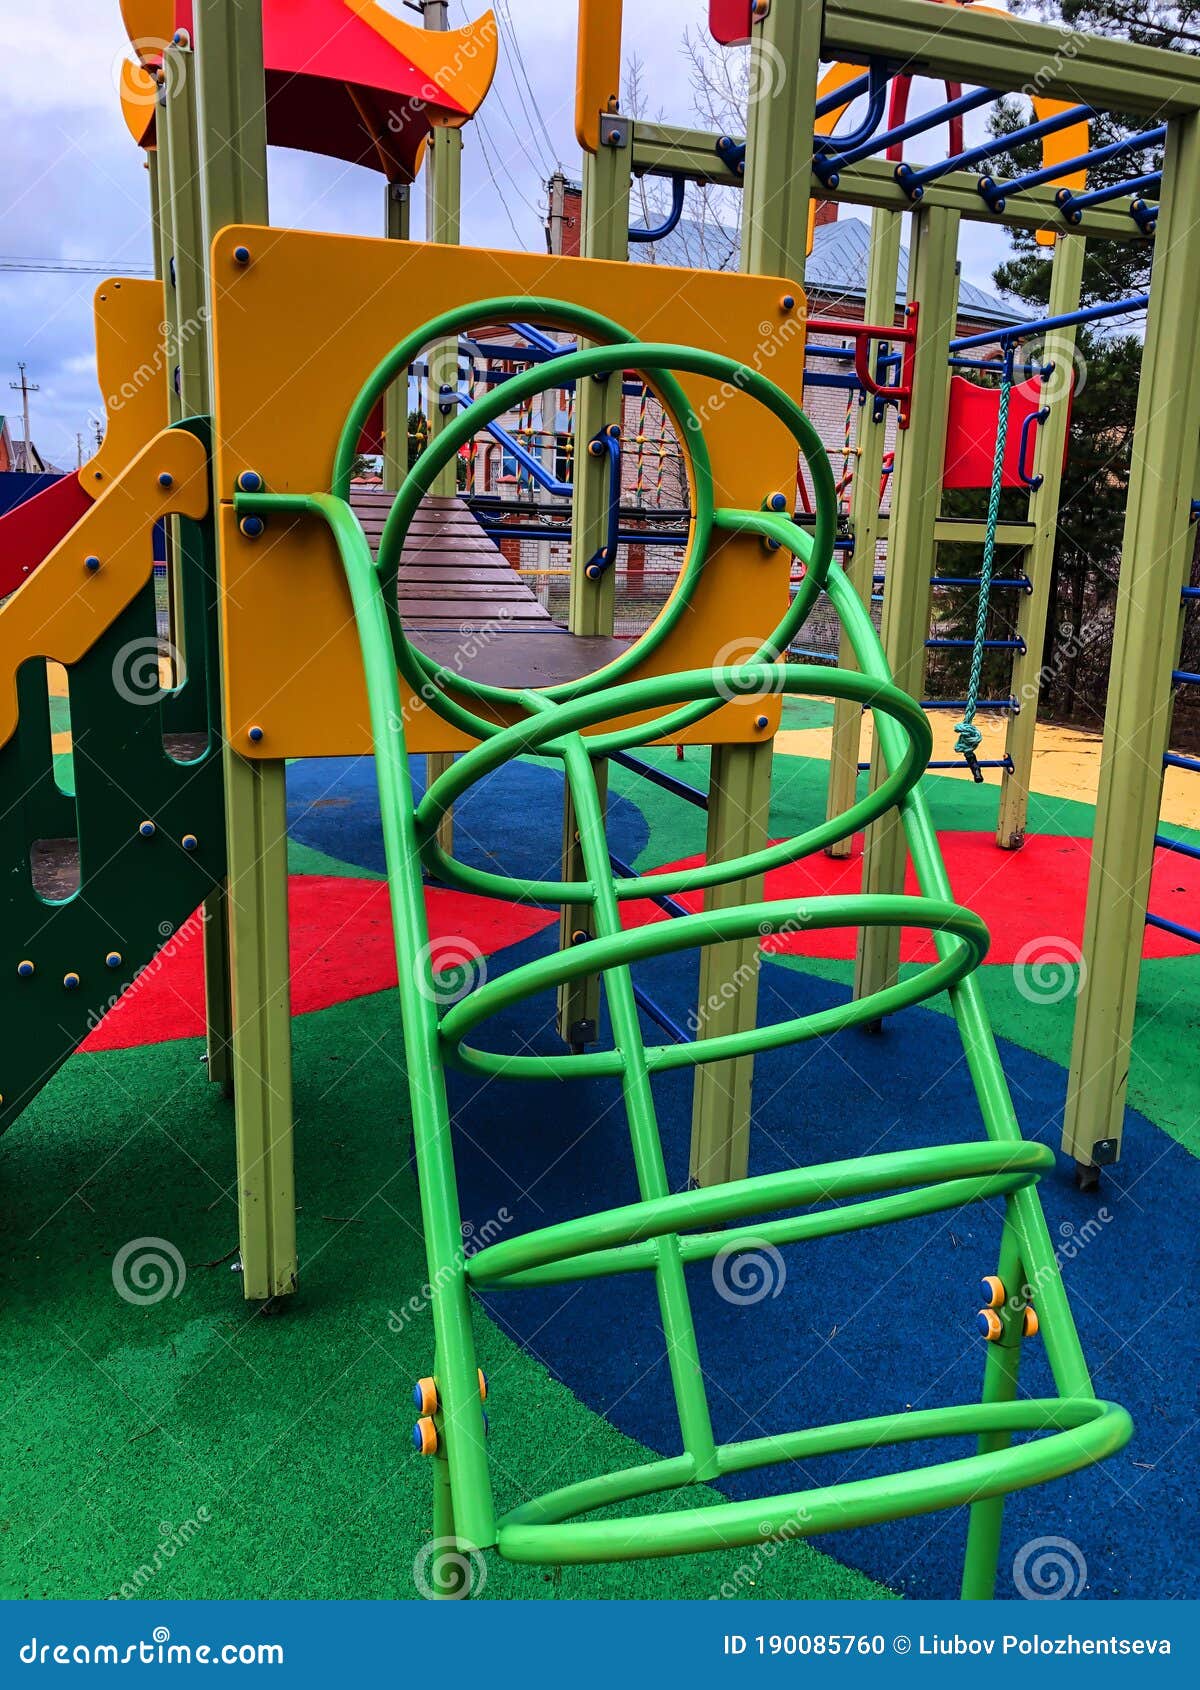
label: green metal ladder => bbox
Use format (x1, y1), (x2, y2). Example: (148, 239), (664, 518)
(238, 300), (1129, 1597)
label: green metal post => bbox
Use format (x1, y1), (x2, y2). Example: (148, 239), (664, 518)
(383, 182), (411, 493)
(423, 4), (462, 502)
(193, 0), (296, 1301)
(997, 234), (1085, 850)
(825, 207), (902, 857)
(689, 0), (822, 1183)
(1064, 110), (1200, 1177)
(556, 96), (630, 1047)
(854, 205), (959, 1006)
(960, 1215), (1027, 1598)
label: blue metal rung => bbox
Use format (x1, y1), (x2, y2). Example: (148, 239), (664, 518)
(1172, 670), (1200, 686)
(1165, 752), (1200, 774)
(1155, 833), (1200, 863)
(872, 575), (1033, 592)
(1181, 586), (1200, 599)
(896, 101), (1089, 199)
(631, 982), (693, 1044)
(611, 753), (709, 811)
(788, 646), (838, 664)
(1145, 911), (1200, 946)
(609, 851), (694, 930)
(860, 756), (1014, 774)
(920, 697), (1019, 712)
(926, 637), (1026, 653)
(979, 122), (1163, 210)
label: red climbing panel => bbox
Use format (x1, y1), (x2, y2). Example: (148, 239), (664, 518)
(942, 375), (1066, 491)
(709, 0), (754, 44)
(0, 475), (93, 599)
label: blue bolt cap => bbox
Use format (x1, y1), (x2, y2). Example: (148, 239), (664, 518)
(63, 972), (80, 990)
(237, 470), (263, 493)
(106, 952), (122, 970)
(17, 961), (34, 979)
(240, 515), (265, 539)
(181, 834), (199, 852)
(84, 555), (101, 573)
(139, 820), (156, 838)
(234, 245), (251, 265)
(248, 725), (264, 744)
(158, 472), (173, 489)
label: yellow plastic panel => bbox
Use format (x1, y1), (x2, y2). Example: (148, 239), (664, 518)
(576, 0), (623, 152)
(80, 278), (171, 495)
(1030, 96), (1089, 247)
(208, 227), (808, 757)
(0, 429), (208, 754)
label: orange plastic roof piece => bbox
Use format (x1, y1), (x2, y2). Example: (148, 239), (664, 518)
(119, 0), (497, 181)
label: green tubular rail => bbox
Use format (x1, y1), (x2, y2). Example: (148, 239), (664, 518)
(236, 298), (1130, 1595)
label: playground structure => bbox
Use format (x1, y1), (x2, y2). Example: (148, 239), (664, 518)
(6, 0), (1200, 1598)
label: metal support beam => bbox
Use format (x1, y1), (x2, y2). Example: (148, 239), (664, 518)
(383, 182), (411, 492)
(630, 125), (1143, 244)
(1064, 110), (1200, 1174)
(159, 45), (233, 1094)
(854, 204), (960, 1006)
(424, 10), (463, 501)
(556, 125), (630, 1049)
(823, 0), (1200, 116)
(689, 0), (823, 1184)
(825, 207), (901, 858)
(194, 0), (296, 1302)
(997, 235), (1085, 850)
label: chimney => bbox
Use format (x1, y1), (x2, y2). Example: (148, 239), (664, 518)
(546, 170), (582, 257)
(812, 199), (838, 230)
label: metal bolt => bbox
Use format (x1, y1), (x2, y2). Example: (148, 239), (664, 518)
(234, 245), (251, 265)
(158, 472), (174, 489)
(181, 834), (199, 852)
(139, 820), (156, 838)
(248, 725), (264, 744)
(17, 960), (34, 979)
(84, 555), (101, 573)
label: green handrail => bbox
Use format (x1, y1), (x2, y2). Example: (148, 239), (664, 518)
(235, 301), (1129, 1597)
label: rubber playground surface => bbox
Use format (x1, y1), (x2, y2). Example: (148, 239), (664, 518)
(3, 703), (1197, 1602)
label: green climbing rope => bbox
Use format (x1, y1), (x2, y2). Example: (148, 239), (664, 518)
(234, 300), (1128, 1597)
(954, 360), (1014, 781)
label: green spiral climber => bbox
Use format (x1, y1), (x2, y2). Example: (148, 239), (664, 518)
(236, 299), (1129, 1598)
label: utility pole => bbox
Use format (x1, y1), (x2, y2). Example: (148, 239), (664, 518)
(9, 361), (40, 471)
(76, 431), (86, 470)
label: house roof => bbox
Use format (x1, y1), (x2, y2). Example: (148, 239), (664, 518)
(631, 210), (1028, 329)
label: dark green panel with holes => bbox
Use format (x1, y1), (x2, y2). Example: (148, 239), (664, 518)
(0, 422), (226, 1134)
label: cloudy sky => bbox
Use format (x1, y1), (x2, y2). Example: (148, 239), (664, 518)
(0, 0), (1015, 469)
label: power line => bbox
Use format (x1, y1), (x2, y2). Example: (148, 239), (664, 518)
(0, 257), (154, 275)
(497, 0), (559, 170)
(490, 1), (555, 177)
